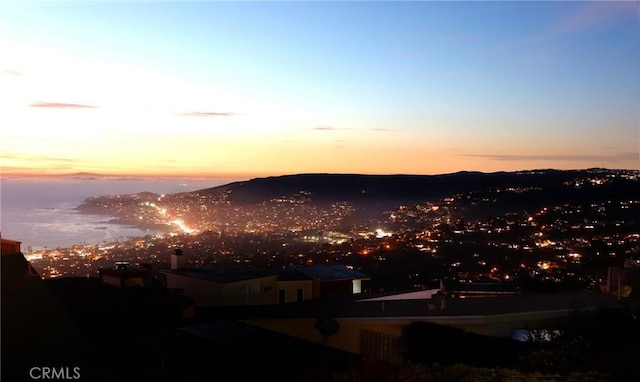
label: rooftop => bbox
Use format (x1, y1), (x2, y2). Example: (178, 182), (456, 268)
(161, 266), (276, 283)
(277, 264), (369, 281)
(196, 292), (622, 321)
(179, 320), (360, 369)
(448, 281), (519, 294)
(162, 264), (370, 283)
(99, 262), (149, 277)
(1, 244), (113, 381)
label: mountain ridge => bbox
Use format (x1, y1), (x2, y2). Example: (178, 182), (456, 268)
(190, 168), (636, 206)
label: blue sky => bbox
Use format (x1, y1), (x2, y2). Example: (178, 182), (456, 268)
(1, 1), (638, 177)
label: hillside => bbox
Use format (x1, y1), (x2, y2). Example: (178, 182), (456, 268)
(192, 169), (617, 206)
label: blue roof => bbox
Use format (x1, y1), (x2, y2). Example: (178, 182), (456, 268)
(277, 268), (314, 281)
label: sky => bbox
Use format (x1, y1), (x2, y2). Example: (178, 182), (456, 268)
(0, 1), (638, 178)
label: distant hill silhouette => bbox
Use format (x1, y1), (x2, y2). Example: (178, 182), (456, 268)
(193, 169), (626, 206)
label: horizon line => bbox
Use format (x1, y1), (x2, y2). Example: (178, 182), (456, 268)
(1, 167), (635, 180)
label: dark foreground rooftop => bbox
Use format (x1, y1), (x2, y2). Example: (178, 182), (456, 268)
(1, 251), (116, 381)
(196, 292), (622, 321)
(180, 320), (360, 367)
(170, 320), (359, 381)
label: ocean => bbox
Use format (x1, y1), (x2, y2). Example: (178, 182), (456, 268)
(0, 177), (238, 250)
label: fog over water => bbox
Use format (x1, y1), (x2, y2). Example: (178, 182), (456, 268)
(0, 177), (237, 250)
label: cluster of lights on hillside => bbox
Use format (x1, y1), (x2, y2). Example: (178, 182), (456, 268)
(143, 201), (197, 235)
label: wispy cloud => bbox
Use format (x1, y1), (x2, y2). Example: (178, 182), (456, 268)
(523, 1), (638, 45)
(30, 101), (97, 109)
(310, 126), (397, 133)
(1, 163), (76, 173)
(490, 2), (637, 62)
(176, 111), (236, 117)
(463, 153), (639, 163)
(1, 151), (78, 163)
(310, 126), (358, 131)
(0, 158), (78, 175)
(553, 1), (637, 35)
(2, 69), (21, 76)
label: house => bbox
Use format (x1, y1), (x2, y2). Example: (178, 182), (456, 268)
(0, 235), (113, 381)
(276, 267), (313, 304)
(161, 266), (279, 306)
(276, 265), (370, 304)
(98, 261), (151, 288)
(160, 250), (278, 306)
(160, 249), (369, 307)
(443, 280), (520, 298)
(231, 292), (621, 357)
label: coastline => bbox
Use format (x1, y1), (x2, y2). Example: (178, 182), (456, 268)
(74, 204), (173, 235)
(2, 177), (221, 251)
(104, 217), (174, 235)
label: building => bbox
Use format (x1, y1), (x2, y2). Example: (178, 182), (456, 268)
(442, 280), (520, 298)
(276, 265), (370, 304)
(160, 250), (279, 306)
(161, 266), (279, 306)
(160, 249), (369, 307)
(220, 292), (621, 357)
(604, 252), (640, 298)
(0, 235), (113, 381)
(98, 261), (152, 288)
(276, 267), (313, 304)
